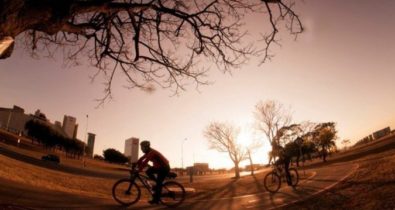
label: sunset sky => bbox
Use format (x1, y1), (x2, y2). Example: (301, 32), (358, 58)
(1, 0), (395, 169)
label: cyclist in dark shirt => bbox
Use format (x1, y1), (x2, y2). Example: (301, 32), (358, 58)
(135, 140), (170, 204)
(275, 145), (292, 186)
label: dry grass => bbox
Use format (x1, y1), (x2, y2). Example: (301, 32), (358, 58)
(1, 129), (313, 202)
(0, 154), (115, 199)
(2, 128), (395, 209)
(0, 148), (312, 202)
(0, 129), (129, 175)
(0, 151), (263, 198)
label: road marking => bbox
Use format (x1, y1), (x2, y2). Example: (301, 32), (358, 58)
(244, 163), (359, 210)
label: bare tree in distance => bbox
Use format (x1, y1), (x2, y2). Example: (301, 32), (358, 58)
(203, 122), (247, 179)
(0, 0), (303, 103)
(254, 100), (292, 163)
(341, 139), (351, 150)
(275, 123), (301, 146)
(246, 138), (263, 175)
(240, 124), (264, 175)
(297, 121), (316, 137)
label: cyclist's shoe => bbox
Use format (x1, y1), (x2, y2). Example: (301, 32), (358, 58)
(148, 199), (160, 205)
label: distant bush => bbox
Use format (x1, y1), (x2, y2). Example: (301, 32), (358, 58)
(103, 148), (128, 164)
(93, 154), (104, 160)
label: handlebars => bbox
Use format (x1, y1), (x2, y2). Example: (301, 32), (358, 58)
(129, 166), (140, 175)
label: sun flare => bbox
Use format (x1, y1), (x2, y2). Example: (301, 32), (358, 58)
(237, 126), (254, 148)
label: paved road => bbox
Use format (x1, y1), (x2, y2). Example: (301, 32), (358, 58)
(173, 161), (358, 210)
(0, 161), (357, 210)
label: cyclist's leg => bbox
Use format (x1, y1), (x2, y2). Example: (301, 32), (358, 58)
(154, 166), (170, 202)
(146, 167), (157, 182)
(284, 158), (292, 185)
(146, 167), (160, 204)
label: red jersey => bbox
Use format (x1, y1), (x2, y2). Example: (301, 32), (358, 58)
(136, 148), (169, 171)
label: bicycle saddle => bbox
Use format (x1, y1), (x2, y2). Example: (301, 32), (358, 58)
(167, 172), (177, 179)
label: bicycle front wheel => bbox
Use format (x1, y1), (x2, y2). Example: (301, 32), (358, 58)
(160, 181), (186, 207)
(289, 168), (299, 187)
(264, 172), (281, 193)
(112, 178), (141, 206)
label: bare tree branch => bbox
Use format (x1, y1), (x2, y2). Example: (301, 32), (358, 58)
(254, 100), (292, 162)
(1, 0), (303, 103)
(204, 121), (247, 178)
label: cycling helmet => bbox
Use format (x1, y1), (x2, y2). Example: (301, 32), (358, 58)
(140, 140), (150, 147)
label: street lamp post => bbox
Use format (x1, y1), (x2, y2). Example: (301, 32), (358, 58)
(83, 114), (88, 167)
(6, 110), (13, 130)
(181, 138), (187, 169)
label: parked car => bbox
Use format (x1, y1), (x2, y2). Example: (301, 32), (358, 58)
(41, 154), (60, 164)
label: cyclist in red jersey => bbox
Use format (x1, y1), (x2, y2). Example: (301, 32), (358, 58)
(135, 140), (170, 204)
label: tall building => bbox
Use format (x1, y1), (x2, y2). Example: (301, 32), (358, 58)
(124, 137), (139, 163)
(72, 124), (79, 139)
(373, 127), (391, 140)
(54, 121), (62, 128)
(87, 133), (96, 157)
(0, 105), (75, 138)
(62, 115), (77, 138)
(0, 105), (32, 135)
(194, 163), (210, 175)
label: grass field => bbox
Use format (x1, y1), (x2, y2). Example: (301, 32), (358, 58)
(1, 129), (395, 209)
(0, 129), (129, 175)
(0, 138), (311, 201)
(0, 153), (115, 199)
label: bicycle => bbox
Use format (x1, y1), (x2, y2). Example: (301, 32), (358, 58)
(263, 163), (299, 193)
(112, 167), (186, 207)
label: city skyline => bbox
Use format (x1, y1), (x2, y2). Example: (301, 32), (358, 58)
(1, 0), (395, 169)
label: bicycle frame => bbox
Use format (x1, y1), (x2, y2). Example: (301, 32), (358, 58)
(129, 170), (155, 195)
(112, 168), (186, 207)
(271, 164), (284, 177)
(272, 163), (299, 186)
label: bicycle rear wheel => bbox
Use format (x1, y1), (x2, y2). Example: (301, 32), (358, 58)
(264, 172), (281, 193)
(112, 178), (141, 206)
(160, 181), (186, 207)
(289, 168), (299, 187)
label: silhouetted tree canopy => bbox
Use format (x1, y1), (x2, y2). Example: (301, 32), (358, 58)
(0, 0), (303, 102)
(103, 148), (129, 164)
(25, 119), (85, 158)
(94, 154), (105, 160)
(313, 122), (337, 162)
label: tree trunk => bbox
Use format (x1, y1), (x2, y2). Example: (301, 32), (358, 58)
(0, 0), (75, 59)
(248, 150), (254, 175)
(268, 152), (273, 165)
(233, 161), (240, 179)
(322, 145), (327, 162)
